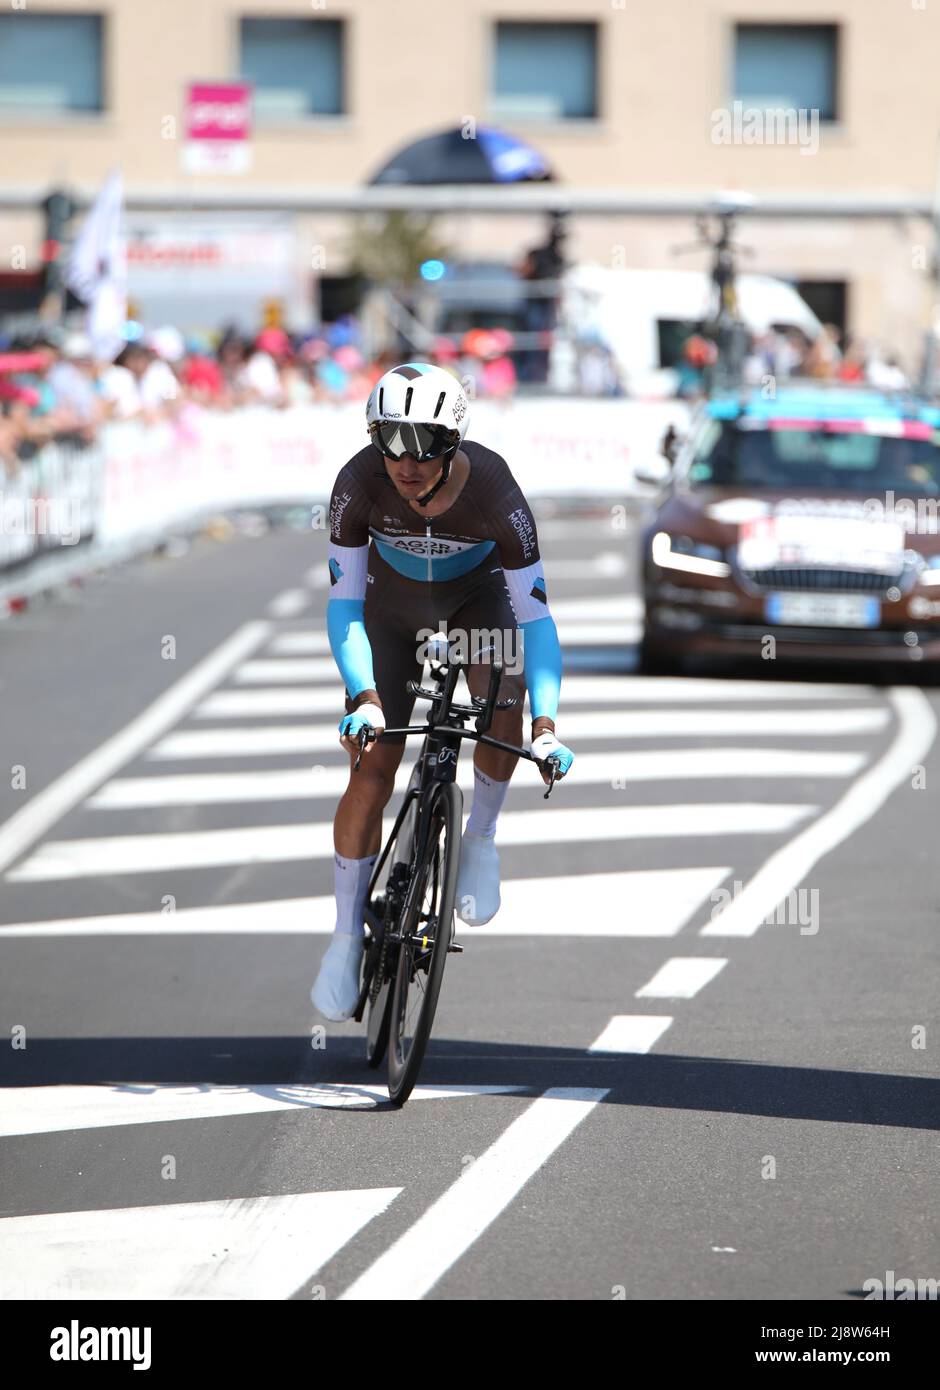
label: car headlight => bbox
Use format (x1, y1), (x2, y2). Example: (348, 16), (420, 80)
(915, 554), (940, 586)
(650, 531), (731, 578)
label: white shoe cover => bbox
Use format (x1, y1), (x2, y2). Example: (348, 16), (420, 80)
(456, 832), (500, 925)
(311, 933), (365, 1020)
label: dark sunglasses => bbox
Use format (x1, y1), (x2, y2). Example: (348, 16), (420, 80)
(370, 421), (459, 463)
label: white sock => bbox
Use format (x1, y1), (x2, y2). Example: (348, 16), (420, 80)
(334, 851), (378, 937)
(466, 766), (510, 838)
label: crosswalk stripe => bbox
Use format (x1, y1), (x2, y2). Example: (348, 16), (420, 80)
(148, 706), (888, 758)
(6, 806), (813, 880)
(268, 632), (332, 655)
(478, 867), (733, 936)
(701, 685), (937, 937)
(635, 957), (728, 998)
(0, 1189), (401, 1300)
(544, 552), (627, 578)
(0, 622), (271, 876)
(589, 1016), (674, 1053)
(197, 688), (354, 717)
(0, 1083), (527, 1137)
(551, 594), (643, 620)
(558, 622), (642, 645)
(539, 516), (626, 540)
(269, 620), (641, 655)
(555, 677), (873, 702)
(194, 678), (878, 719)
(234, 657), (340, 683)
(339, 1088), (607, 1301)
(267, 589), (310, 619)
(229, 661), (875, 700)
(0, 866), (731, 937)
(87, 748), (866, 809)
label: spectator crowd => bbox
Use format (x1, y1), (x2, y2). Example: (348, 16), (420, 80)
(0, 307), (922, 470)
(675, 323), (912, 398)
(0, 316), (529, 468)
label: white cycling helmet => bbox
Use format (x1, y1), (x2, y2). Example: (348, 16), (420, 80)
(366, 362), (469, 506)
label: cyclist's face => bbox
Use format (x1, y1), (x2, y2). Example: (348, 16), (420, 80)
(384, 451), (445, 499)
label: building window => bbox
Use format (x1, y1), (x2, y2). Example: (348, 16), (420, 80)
(492, 22), (598, 120)
(240, 17), (344, 120)
(734, 24), (838, 121)
(0, 13), (103, 114)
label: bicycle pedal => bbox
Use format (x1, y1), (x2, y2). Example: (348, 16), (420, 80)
(447, 941), (464, 953)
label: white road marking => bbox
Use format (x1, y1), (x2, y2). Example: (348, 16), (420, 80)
(559, 676), (872, 702)
(339, 1088), (607, 1301)
(7, 805), (812, 880)
(267, 589), (310, 618)
(0, 622), (270, 876)
(89, 767), (340, 807)
(147, 706), (887, 758)
(194, 679), (877, 719)
(477, 867), (732, 936)
(558, 622), (643, 645)
(304, 564), (330, 589)
(701, 686), (937, 937)
(233, 665), (857, 698)
(86, 748), (866, 810)
(234, 657), (339, 683)
(196, 688), (346, 717)
(551, 594), (643, 620)
(0, 1083), (526, 1137)
(635, 957), (728, 999)
(542, 552), (627, 578)
(0, 866), (731, 938)
(0, 1189), (400, 1301)
(539, 517), (626, 540)
(268, 632), (332, 655)
(588, 1016), (674, 1053)
(551, 708), (889, 738)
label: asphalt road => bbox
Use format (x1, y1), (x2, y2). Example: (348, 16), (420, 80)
(0, 506), (938, 1301)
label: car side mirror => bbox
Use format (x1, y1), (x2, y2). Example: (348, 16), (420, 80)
(660, 424), (681, 465)
(634, 456), (673, 487)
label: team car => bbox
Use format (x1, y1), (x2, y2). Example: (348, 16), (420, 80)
(639, 384), (940, 669)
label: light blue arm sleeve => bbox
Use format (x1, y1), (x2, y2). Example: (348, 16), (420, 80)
(520, 614), (562, 722)
(327, 598), (376, 700)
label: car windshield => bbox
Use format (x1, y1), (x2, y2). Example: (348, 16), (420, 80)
(688, 420), (940, 494)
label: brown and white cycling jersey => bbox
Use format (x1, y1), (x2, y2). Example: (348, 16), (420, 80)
(327, 439), (548, 624)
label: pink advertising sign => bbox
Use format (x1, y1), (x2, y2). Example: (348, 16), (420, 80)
(183, 83), (253, 173)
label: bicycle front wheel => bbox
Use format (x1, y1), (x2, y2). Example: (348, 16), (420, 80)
(387, 781), (462, 1106)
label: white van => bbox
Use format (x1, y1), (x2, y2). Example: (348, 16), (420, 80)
(552, 266), (823, 398)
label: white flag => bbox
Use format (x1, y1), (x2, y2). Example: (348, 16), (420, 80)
(66, 169), (127, 361)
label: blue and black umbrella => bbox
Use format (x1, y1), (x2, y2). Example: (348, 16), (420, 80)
(369, 125), (553, 185)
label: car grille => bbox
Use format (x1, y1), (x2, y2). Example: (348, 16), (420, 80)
(740, 567), (901, 594)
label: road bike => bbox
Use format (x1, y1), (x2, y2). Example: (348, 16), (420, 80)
(351, 648), (562, 1106)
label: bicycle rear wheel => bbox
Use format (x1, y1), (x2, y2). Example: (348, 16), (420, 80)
(387, 781), (462, 1106)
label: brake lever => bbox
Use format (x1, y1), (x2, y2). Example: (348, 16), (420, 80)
(541, 755), (560, 800)
(353, 726), (375, 772)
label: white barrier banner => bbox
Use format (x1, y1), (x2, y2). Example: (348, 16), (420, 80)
(0, 443), (102, 572)
(95, 398), (688, 548)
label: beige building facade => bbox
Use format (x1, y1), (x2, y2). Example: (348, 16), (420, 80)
(1, 0), (938, 356)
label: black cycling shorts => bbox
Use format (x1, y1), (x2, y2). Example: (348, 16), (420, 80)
(344, 547), (527, 742)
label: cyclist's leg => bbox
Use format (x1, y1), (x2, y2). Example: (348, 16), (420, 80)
(447, 565), (525, 925)
(312, 564), (425, 1019)
(449, 564), (526, 785)
(334, 556), (425, 861)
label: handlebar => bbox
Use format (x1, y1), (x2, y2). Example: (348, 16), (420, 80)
(353, 723), (563, 798)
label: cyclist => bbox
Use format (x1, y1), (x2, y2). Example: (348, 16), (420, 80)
(312, 361), (574, 1020)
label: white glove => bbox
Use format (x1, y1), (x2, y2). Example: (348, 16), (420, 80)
(531, 731), (574, 776)
(339, 702), (386, 740)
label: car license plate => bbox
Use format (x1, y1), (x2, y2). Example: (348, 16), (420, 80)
(764, 593), (880, 628)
